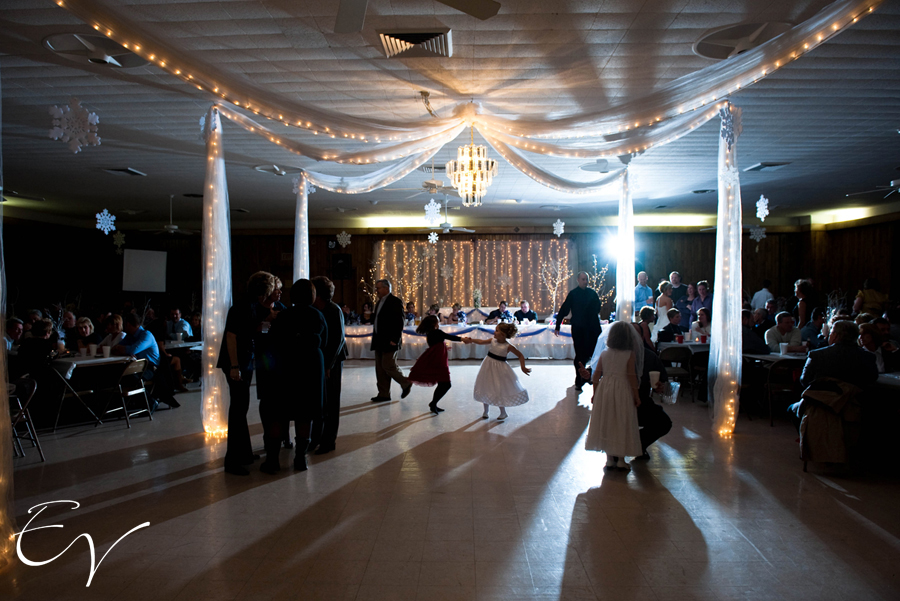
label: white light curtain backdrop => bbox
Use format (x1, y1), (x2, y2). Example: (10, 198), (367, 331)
(292, 174), (310, 282)
(373, 239), (575, 314)
(201, 107), (231, 435)
(709, 103), (743, 437)
(616, 170), (635, 322)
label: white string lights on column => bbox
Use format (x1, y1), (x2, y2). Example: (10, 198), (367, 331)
(615, 170), (635, 322)
(292, 175), (312, 281)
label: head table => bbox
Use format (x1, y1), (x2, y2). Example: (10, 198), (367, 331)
(345, 323), (575, 360)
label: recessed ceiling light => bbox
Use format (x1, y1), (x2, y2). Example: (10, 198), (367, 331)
(692, 189), (715, 194)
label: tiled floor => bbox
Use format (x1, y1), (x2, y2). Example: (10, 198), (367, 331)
(4, 360), (900, 600)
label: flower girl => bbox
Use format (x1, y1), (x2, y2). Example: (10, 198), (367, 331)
(407, 315), (471, 413)
(469, 323), (531, 420)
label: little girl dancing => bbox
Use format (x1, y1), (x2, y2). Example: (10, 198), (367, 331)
(407, 315), (471, 414)
(470, 323), (531, 420)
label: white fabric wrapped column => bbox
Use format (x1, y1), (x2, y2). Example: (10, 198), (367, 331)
(709, 103), (743, 437)
(615, 170), (635, 322)
(293, 174), (310, 282)
(201, 107), (232, 436)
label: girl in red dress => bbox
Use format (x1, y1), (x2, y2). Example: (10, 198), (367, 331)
(408, 315), (471, 413)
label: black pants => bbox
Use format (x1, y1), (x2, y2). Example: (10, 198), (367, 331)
(224, 373), (253, 467)
(431, 381), (452, 406)
(313, 360), (344, 449)
(572, 326), (602, 387)
(637, 399), (672, 452)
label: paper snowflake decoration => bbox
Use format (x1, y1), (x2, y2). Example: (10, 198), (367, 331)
(428, 232), (439, 244)
(497, 274), (512, 288)
(553, 219), (565, 237)
(336, 231), (351, 248)
(719, 165), (741, 189)
(750, 225), (767, 253)
(49, 97), (100, 153)
(423, 245), (437, 259)
(440, 264), (454, 279)
(756, 195), (769, 222)
(292, 176), (316, 196)
(113, 231), (126, 254)
(424, 199), (441, 226)
(478, 263), (488, 273)
(719, 104), (741, 151)
(96, 209), (116, 235)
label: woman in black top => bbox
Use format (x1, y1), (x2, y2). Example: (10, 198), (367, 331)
(359, 301), (375, 325)
(407, 315), (471, 413)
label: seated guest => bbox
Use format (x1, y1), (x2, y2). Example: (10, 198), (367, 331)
(514, 300), (537, 323)
(11, 320), (61, 379)
(61, 310), (77, 347)
(753, 308), (775, 340)
(486, 301), (513, 324)
(873, 317), (898, 347)
(342, 303), (358, 325)
(5, 317), (24, 350)
(853, 278), (888, 316)
(800, 307), (827, 350)
(741, 309), (770, 354)
(766, 298), (778, 321)
(405, 302), (418, 323)
(72, 317), (102, 350)
(446, 303), (466, 324)
(359, 301), (375, 325)
(656, 308), (686, 343)
(187, 312), (202, 342)
(859, 323), (898, 374)
(166, 307), (193, 340)
(22, 309), (43, 336)
(637, 306), (656, 351)
(115, 312), (178, 409)
(855, 312), (875, 325)
(426, 303), (441, 318)
(765, 312), (805, 353)
(690, 307), (712, 341)
(800, 320), (878, 389)
(98, 314), (125, 348)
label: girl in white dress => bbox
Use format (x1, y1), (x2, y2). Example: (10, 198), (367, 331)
(470, 323), (531, 420)
(584, 321), (643, 470)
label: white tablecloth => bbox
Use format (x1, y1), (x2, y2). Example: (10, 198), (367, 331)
(657, 342), (710, 353)
(53, 355), (131, 379)
(345, 324), (575, 360)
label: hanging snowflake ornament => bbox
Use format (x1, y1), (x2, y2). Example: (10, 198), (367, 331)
(440, 264), (454, 279)
(478, 263), (488, 273)
(292, 176), (316, 196)
(112, 230), (126, 255)
(552, 219), (565, 237)
(750, 225), (767, 253)
(423, 245), (437, 259)
(424, 198), (441, 225)
(96, 209), (116, 235)
(756, 195), (770, 222)
(718, 103), (742, 151)
(49, 97), (100, 153)
(336, 231), (351, 248)
(428, 232), (439, 244)
(719, 165), (741, 190)
(497, 274), (512, 288)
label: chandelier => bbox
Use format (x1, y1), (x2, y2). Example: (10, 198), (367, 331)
(445, 127), (498, 207)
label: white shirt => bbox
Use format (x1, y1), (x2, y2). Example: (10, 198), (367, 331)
(690, 322), (711, 340)
(764, 326), (802, 352)
(374, 295), (386, 333)
(751, 288), (774, 310)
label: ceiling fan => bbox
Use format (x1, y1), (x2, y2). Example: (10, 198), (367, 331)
(386, 157), (461, 199)
(335, 0), (500, 33)
(420, 195), (474, 234)
(845, 180), (899, 199)
(140, 194), (196, 235)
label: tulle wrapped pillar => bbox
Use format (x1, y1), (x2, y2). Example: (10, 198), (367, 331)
(293, 174), (310, 282)
(0, 67), (15, 571)
(615, 170), (635, 322)
(201, 107), (231, 436)
(709, 103), (743, 437)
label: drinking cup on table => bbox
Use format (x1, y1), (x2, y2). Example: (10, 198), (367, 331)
(779, 342), (789, 355)
(176, 332), (183, 342)
(102, 346), (112, 358)
(88, 343), (98, 356)
(79, 347), (88, 357)
(649, 371), (660, 389)
(675, 334), (684, 344)
(700, 335), (708, 344)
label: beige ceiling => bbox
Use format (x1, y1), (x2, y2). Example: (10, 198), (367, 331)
(0, 0), (898, 231)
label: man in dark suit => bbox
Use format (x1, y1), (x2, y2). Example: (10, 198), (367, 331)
(311, 276), (347, 454)
(371, 279), (411, 402)
(800, 320), (878, 389)
(555, 271), (602, 393)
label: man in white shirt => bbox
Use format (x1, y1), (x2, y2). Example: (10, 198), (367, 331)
(166, 307), (193, 340)
(751, 280), (775, 311)
(765, 312), (805, 353)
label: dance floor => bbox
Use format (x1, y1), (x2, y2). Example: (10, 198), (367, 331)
(5, 361), (900, 601)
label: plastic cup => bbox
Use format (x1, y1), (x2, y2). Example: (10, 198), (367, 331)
(79, 347), (88, 357)
(649, 371), (660, 389)
(102, 346), (111, 358)
(176, 332), (183, 342)
(88, 343), (98, 356)
(675, 335), (684, 344)
(779, 342), (789, 355)
(700, 335), (708, 344)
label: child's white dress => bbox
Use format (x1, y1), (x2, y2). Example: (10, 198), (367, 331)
(584, 348), (642, 457)
(473, 340), (530, 407)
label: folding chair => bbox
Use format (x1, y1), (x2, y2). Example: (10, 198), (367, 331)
(689, 350), (710, 402)
(51, 367), (101, 432)
(100, 359), (153, 428)
(659, 346), (692, 399)
(10, 378), (45, 462)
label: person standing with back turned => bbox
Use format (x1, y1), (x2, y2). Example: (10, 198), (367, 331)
(555, 271), (602, 393)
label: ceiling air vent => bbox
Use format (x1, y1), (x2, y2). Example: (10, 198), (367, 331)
(693, 22), (792, 60)
(43, 33), (149, 68)
(103, 167), (147, 176)
(378, 29), (452, 58)
(743, 162), (791, 172)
